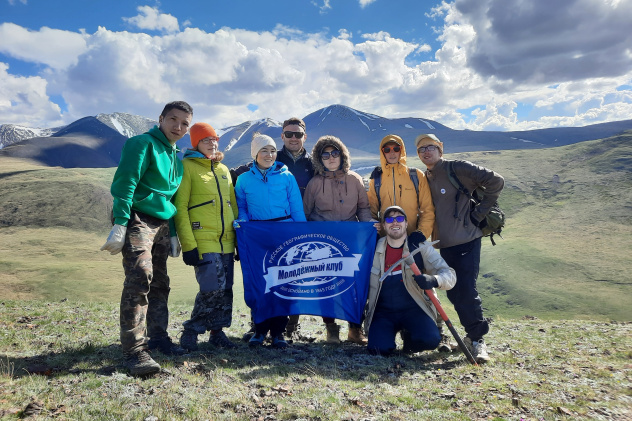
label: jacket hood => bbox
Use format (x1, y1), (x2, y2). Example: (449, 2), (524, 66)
(149, 125), (179, 151)
(250, 160), (288, 177)
(379, 134), (407, 169)
(183, 148), (224, 161)
(311, 135), (351, 175)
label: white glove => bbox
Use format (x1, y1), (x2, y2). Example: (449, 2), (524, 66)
(169, 236), (181, 258)
(100, 224), (127, 255)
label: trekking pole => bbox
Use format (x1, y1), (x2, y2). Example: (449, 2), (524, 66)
(403, 254), (478, 366)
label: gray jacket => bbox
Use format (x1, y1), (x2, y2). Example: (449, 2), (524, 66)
(425, 159), (504, 248)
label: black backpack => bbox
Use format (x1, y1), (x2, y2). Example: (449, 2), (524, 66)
(446, 161), (505, 246)
(370, 166), (419, 218)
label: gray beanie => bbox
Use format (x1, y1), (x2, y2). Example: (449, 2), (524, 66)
(251, 133), (277, 159)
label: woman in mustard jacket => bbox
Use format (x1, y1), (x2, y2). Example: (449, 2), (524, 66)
(174, 122), (238, 352)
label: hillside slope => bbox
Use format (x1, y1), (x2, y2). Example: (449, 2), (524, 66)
(0, 135), (630, 320)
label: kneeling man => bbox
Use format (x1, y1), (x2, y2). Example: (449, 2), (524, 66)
(364, 206), (456, 355)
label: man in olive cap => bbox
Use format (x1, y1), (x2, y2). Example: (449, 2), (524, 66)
(416, 134), (504, 363)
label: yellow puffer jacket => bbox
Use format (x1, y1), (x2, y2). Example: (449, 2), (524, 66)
(174, 152), (238, 256)
(368, 135), (435, 239)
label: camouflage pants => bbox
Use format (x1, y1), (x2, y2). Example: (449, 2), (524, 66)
(183, 252), (234, 333)
(119, 211), (171, 355)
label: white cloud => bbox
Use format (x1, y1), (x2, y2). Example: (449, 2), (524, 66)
(0, 62), (62, 127)
(1, 1), (632, 132)
(123, 6), (179, 34)
(8, 0), (27, 4)
(450, 0), (632, 85)
(359, 0), (377, 7)
(0, 23), (87, 69)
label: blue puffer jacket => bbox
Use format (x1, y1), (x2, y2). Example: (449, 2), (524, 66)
(235, 161), (307, 222)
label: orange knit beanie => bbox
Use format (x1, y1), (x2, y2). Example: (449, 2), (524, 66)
(189, 122), (218, 149)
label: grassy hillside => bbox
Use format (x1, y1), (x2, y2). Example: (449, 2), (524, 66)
(0, 135), (631, 320)
(1, 300), (630, 420)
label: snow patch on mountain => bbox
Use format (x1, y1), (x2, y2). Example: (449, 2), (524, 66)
(418, 119), (435, 130)
(0, 124), (56, 149)
(96, 112), (156, 138)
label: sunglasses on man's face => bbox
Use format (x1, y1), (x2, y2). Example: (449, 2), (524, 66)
(382, 145), (401, 154)
(283, 131), (304, 139)
(384, 215), (406, 223)
(321, 150), (341, 160)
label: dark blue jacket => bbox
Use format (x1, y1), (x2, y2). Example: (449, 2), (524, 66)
(276, 146), (314, 197)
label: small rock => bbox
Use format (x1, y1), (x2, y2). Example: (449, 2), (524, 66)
(557, 406), (572, 415)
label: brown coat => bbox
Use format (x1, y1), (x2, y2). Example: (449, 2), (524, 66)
(303, 136), (373, 222)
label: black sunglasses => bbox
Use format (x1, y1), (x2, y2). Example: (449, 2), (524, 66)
(283, 131), (304, 139)
(321, 150), (341, 160)
(384, 215), (406, 223)
(382, 145), (401, 153)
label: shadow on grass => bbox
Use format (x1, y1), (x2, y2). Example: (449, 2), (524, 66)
(2, 343), (124, 379)
(177, 339), (472, 385)
(2, 337), (471, 382)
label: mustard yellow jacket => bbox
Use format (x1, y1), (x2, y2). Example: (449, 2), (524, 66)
(368, 135), (435, 239)
(174, 150), (238, 256)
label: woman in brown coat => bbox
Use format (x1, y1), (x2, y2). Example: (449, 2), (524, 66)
(303, 135), (375, 344)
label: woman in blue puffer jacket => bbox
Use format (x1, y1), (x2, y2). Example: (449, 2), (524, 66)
(234, 133), (306, 349)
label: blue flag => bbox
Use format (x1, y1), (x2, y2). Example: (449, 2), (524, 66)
(236, 221), (377, 324)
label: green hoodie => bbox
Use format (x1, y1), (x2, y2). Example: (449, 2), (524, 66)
(111, 126), (183, 227)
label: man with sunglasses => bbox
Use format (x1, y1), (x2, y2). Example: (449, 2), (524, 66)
(415, 133), (504, 363)
(363, 206), (456, 356)
(275, 117), (316, 340)
(368, 134), (435, 241)
(277, 117), (314, 197)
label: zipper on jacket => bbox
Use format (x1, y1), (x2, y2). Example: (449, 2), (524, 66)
(188, 199), (214, 210)
(211, 163), (226, 254)
(392, 167), (396, 205)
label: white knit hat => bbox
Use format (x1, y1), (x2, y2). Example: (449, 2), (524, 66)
(251, 133), (277, 159)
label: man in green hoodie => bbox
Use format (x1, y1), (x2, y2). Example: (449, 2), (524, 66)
(101, 101), (193, 376)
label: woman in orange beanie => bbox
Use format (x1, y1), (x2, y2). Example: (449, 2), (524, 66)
(174, 122), (239, 351)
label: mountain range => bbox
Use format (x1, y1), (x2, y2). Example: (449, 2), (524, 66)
(2, 104), (632, 169)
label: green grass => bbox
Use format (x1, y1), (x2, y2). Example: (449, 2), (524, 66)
(1, 136), (632, 321)
(1, 300), (630, 420)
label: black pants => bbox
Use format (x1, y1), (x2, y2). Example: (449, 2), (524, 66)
(440, 237), (489, 341)
(255, 316), (288, 337)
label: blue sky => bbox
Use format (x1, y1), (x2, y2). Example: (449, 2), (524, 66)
(1, 0), (631, 131)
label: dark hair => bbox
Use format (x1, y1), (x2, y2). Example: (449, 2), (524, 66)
(282, 117), (306, 130)
(161, 101), (193, 117)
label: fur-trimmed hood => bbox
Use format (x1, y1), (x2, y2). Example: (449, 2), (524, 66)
(310, 135), (351, 176)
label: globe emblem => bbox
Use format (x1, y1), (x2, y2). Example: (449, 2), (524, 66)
(279, 241), (344, 286)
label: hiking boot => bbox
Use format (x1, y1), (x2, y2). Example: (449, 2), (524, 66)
(347, 326), (368, 345)
(325, 323), (341, 344)
(147, 337), (187, 356)
(437, 334), (454, 353)
(179, 329), (199, 352)
(248, 333), (266, 348)
(209, 330), (237, 349)
(242, 324), (256, 342)
(464, 337), (491, 363)
(125, 350), (160, 376)
(272, 335), (288, 349)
